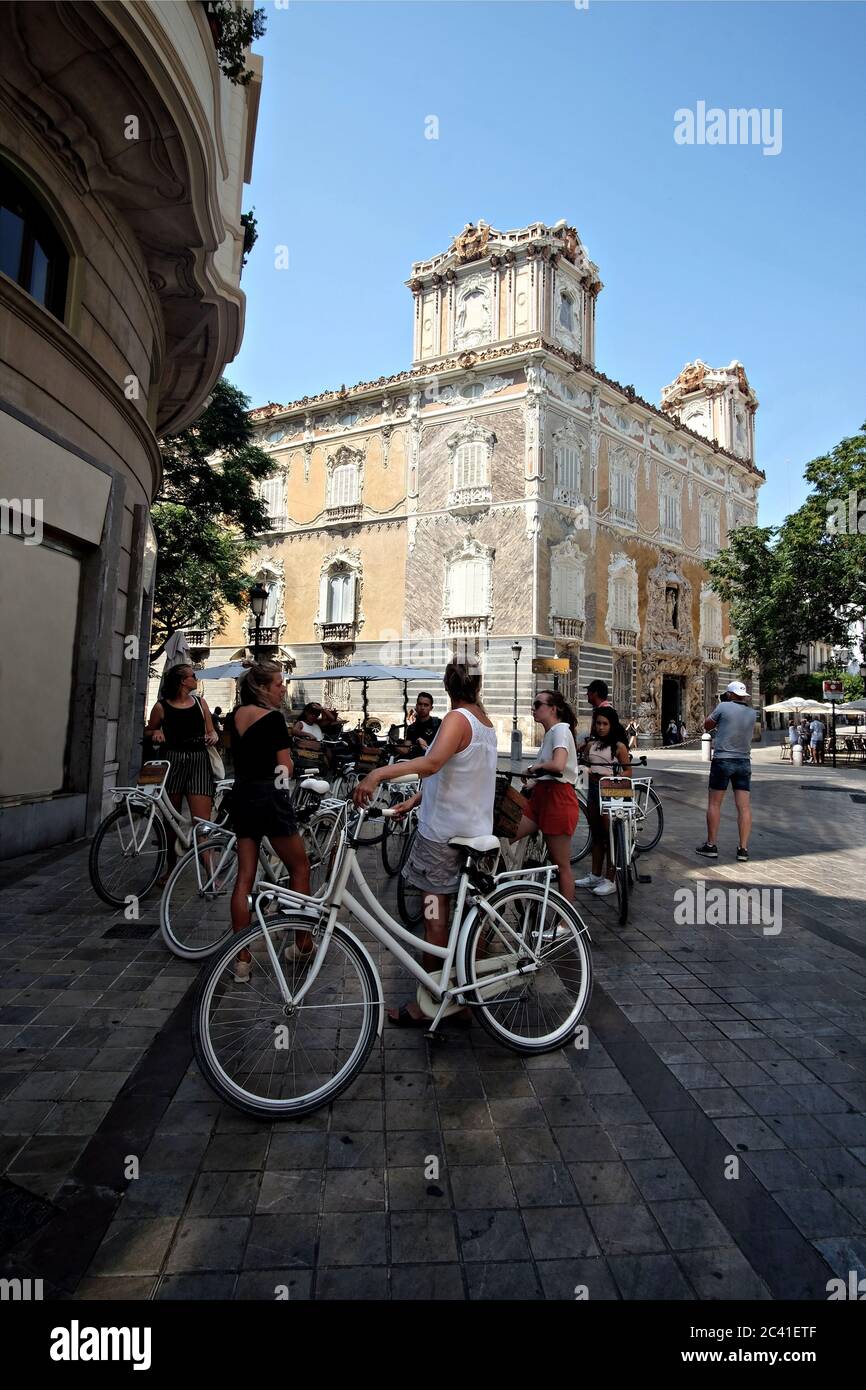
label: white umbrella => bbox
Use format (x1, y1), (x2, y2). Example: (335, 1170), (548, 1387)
(289, 663), (444, 721)
(195, 662), (249, 681)
(837, 698), (866, 712)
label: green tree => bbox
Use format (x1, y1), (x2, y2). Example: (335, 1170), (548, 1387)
(150, 378), (273, 661)
(708, 422), (866, 692)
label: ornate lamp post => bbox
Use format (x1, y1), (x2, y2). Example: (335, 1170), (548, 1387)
(249, 581), (269, 661)
(511, 640), (523, 769)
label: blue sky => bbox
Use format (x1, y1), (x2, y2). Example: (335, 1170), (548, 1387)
(230, 0), (866, 528)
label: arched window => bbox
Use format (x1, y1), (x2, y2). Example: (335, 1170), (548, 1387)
(609, 446), (637, 525)
(325, 568), (356, 624)
(700, 585), (723, 656)
(606, 553), (639, 644)
(0, 165), (69, 320)
(446, 422), (494, 511)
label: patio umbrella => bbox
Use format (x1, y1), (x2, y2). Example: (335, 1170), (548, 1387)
(763, 697), (813, 712)
(838, 698), (866, 712)
(289, 663), (443, 722)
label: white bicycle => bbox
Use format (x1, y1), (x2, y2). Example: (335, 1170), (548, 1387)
(597, 771), (654, 926)
(159, 777), (343, 959)
(192, 793), (594, 1118)
(88, 761), (232, 908)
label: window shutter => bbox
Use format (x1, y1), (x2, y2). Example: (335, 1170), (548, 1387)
(344, 571), (356, 623)
(319, 572), (330, 622)
(551, 563), (561, 616)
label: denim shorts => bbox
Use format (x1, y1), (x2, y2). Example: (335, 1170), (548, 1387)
(709, 757), (752, 792)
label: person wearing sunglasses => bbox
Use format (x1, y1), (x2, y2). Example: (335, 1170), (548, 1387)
(510, 689), (581, 901)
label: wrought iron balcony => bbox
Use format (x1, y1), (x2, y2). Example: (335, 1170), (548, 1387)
(553, 616), (585, 640)
(610, 627), (638, 649)
(553, 486), (583, 510)
(447, 485), (492, 514)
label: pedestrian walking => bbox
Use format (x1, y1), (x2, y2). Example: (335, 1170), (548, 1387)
(809, 715), (825, 765)
(511, 689), (580, 901)
(696, 680), (755, 863)
(353, 659), (497, 1027)
(625, 718), (639, 752)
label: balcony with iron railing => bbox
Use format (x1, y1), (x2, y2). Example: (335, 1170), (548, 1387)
(610, 506), (636, 529)
(610, 627), (638, 649)
(552, 616), (585, 640)
(553, 485), (584, 510)
(245, 625), (281, 648)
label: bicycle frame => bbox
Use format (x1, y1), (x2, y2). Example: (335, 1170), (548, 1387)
(110, 763), (233, 856)
(250, 804), (579, 1033)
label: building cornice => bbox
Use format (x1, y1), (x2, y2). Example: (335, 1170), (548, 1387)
(250, 337), (764, 480)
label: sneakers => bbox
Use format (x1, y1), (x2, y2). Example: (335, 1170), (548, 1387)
(736, 846), (749, 863)
(592, 879), (616, 897)
(231, 956), (253, 983)
(575, 872), (605, 888)
(695, 842), (719, 858)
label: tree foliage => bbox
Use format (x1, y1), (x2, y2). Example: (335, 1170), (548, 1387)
(150, 379), (272, 660)
(707, 421), (866, 692)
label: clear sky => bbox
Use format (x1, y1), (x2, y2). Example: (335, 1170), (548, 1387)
(230, 0), (866, 528)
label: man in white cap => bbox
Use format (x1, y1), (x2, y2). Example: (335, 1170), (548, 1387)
(697, 680), (755, 863)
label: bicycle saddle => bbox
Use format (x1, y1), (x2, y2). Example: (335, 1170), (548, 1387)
(449, 835), (500, 853)
(300, 778), (329, 795)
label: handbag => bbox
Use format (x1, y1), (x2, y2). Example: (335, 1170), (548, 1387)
(192, 694), (225, 779)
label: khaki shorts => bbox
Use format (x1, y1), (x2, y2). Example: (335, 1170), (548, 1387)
(402, 831), (463, 895)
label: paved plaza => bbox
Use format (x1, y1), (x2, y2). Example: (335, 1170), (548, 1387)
(1, 746), (865, 1301)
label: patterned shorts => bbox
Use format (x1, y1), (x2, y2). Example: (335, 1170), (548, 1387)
(165, 748), (214, 798)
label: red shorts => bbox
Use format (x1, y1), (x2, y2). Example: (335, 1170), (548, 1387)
(523, 781), (579, 836)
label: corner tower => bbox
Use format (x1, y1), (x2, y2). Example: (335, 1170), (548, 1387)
(661, 360), (758, 464)
(407, 219), (602, 369)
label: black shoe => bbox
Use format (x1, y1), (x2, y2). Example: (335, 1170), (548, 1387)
(736, 846), (749, 863)
(696, 842), (719, 858)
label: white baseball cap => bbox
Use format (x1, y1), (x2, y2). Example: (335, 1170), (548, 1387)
(726, 680), (748, 697)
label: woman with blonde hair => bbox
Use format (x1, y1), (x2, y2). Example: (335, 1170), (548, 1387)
(353, 658), (497, 1026)
(227, 661), (311, 981)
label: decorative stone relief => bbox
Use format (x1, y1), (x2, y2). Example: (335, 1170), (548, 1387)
(643, 551), (694, 656)
(453, 273), (492, 350)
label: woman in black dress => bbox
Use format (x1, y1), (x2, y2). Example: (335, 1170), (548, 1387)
(228, 661), (312, 981)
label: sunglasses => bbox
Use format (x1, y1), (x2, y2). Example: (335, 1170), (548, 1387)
(532, 700), (548, 710)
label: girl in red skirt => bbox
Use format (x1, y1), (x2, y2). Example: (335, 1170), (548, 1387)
(513, 688), (580, 901)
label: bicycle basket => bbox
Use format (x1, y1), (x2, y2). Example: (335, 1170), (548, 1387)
(493, 775), (525, 839)
(357, 746), (383, 772)
(292, 738), (322, 774)
(599, 776), (634, 806)
(136, 761), (170, 788)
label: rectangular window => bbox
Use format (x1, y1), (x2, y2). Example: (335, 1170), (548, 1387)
(611, 467), (635, 518)
(555, 448), (581, 498)
(455, 443), (486, 491)
(330, 465), (359, 508)
(661, 487), (681, 537)
(450, 559), (487, 615)
(700, 505), (720, 553)
(259, 476), (283, 524)
(553, 563), (583, 618)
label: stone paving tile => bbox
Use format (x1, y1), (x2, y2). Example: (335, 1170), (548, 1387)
(2, 751), (865, 1300)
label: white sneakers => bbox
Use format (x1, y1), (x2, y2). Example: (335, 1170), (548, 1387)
(575, 872), (617, 897)
(592, 879), (616, 897)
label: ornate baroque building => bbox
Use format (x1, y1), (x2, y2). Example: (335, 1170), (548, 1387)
(208, 220), (763, 745)
(0, 1), (261, 855)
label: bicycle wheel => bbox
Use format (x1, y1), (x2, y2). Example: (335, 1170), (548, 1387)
(634, 786), (664, 853)
(613, 819), (629, 926)
(160, 831), (237, 959)
(570, 796), (592, 863)
(89, 804), (167, 908)
(462, 882), (592, 1053)
(381, 807), (412, 875)
(396, 825), (425, 929)
(192, 915), (381, 1118)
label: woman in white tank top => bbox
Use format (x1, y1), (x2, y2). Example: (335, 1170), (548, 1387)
(353, 660), (497, 1027)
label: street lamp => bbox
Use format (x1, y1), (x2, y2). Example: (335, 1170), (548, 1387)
(249, 580), (269, 660)
(511, 640), (523, 769)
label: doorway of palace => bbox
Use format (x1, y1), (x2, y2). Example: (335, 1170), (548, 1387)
(661, 674), (685, 735)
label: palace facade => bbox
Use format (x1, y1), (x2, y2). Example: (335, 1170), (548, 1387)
(205, 219), (763, 745)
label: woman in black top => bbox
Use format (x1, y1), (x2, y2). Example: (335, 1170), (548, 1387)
(228, 661), (312, 981)
(145, 664), (218, 876)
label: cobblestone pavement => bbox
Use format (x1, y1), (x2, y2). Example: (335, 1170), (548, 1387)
(1, 747), (865, 1300)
